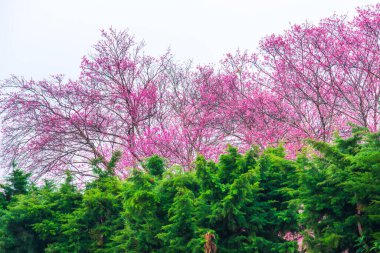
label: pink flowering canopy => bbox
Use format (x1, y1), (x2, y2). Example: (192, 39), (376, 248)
(1, 4), (379, 180)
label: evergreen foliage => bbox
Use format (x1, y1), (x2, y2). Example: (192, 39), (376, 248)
(0, 129), (378, 252)
(296, 127), (380, 252)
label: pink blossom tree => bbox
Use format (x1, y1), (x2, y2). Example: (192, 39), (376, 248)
(0, 75), (106, 179)
(1, 4), (379, 178)
(254, 4), (380, 141)
(1, 30), (176, 179)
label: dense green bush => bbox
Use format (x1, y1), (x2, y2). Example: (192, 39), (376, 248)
(0, 128), (379, 252)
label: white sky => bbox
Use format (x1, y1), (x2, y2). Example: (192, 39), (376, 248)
(1, 0), (379, 81)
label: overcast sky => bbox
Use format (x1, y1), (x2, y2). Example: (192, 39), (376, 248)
(1, 0), (379, 81)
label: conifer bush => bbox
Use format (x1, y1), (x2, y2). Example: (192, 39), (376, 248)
(0, 129), (379, 252)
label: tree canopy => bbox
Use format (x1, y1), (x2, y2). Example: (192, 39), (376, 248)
(1, 4), (379, 178)
(0, 129), (379, 252)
